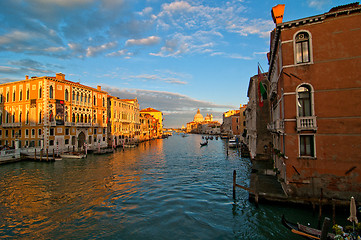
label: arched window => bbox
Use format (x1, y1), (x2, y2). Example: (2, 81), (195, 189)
(297, 84), (312, 117)
(84, 95), (87, 104)
(295, 31), (311, 64)
(72, 91), (75, 101)
(5, 112), (9, 123)
(39, 86), (42, 98)
(76, 92), (79, 102)
(72, 113), (75, 122)
(6, 92), (9, 102)
(26, 111), (29, 124)
(102, 97), (105, 107)
(26, 89), (29, 100)
(65, 89), (69, 101)
(12, 90), (16, 102)
(19, 112), (22, 123)
(19, 89), (23, 101)
(93, 95), (96, 105)
(81, 93), (83, 102)
(76, 114), (79, 123)
(80, 114), (84, 123)
(49, 85), (54, 99)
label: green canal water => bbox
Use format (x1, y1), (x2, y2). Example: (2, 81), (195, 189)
(0, 134), (348, 239)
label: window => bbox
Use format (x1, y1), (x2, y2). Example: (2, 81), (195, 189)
(25, 129), (29, 137)
(49, 86), (53, 99)
(26, 111), (29, 124)
(19, 89), (23, 101)
(13, 90), (16, 102)
(6, 92), (9, 102)
(72, 91), (75, 101)
(26, 89), (30, 100)
(93, 95), (96, 105)
(65, 128), (69, 135)
(65, 89), (69, 101)
(39, 86), (42, 98)
(77, 92), (79, 101)
(295, 32), (311, 64)
(31, 129), (35, 137)
(300, 135), (315, 157)
(297, 85), (312, 117)
(50, 128), (54, 136)
(49, 140), (54, 146)
(39, 111), (42, 124)
(38, 129), (42, 136)
(65, 139), (69, 144)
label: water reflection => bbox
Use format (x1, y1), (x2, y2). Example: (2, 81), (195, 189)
(0, 134), (341, 239)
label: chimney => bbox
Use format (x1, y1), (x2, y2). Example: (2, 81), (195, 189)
(271, 4), (285, 24)
(97, 85), (101, 91)
(56, 72), (65, 80)
(25, 75), (29, 80)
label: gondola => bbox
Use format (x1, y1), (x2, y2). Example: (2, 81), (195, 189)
(281, 215), (335, 240)
(200, 141), (208, 147)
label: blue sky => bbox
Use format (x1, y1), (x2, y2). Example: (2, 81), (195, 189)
(0, 0), (354, 127)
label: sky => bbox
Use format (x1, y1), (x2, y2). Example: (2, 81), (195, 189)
(0, 0), (354, 128)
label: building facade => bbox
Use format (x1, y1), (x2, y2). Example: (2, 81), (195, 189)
(0, 73), (108, 152)
(268, 3), (361, 199)
(107, 96), (140, 146)
(139, 108), (163, 138)
(221, 110), (240, 137)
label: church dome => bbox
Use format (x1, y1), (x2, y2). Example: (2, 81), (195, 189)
(194, 109), (204, 122)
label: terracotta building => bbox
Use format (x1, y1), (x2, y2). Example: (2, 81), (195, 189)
(0, 73), (108, 152)
(268, 3), (361, 199)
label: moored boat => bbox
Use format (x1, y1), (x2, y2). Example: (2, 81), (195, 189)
(228, 138), (239, 148)
(282, 215), (335, 240)
(60, 152), (86, 159)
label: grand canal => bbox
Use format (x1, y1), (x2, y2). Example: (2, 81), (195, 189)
(0, 134), (339, 239)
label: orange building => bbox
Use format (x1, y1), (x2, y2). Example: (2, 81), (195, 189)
(0, 73), (108, 152)
(140, 108), (163, 138)
(267, 3), (361, 199)
(107, 96), (140, 146)
(139, 113), (159, 141)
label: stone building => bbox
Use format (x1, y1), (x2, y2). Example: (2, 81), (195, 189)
(0, 73), (108, 152)
(245, 73), (272, 160)
(267, 3), (361, 199)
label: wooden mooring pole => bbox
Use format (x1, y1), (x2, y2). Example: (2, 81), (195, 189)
(34, 149), (36, 161)
(233, 170), (236, 199)
(46, 149), (49, 161)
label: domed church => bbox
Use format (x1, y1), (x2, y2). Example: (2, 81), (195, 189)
(193, 109), (204, 123)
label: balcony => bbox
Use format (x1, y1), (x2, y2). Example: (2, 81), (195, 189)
(1, 122), (21, 128)
(297, 116), (317, 132)
(77, 123), (92, 128)
(267, 119), (284, 133)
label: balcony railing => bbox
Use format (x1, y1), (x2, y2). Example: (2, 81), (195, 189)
(1, 122), (21, 127)
(267, 119), (284, 133)
(297, 116), (317, 131)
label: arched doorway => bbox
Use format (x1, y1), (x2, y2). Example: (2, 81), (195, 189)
(78, 132), (86, 150)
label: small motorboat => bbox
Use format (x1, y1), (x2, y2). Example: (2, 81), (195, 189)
(281, 215), (335, 240)
(60, 152), (86, 159)
(228, 138), (239, 148)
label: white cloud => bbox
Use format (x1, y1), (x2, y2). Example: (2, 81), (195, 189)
(125, 36), (161, 46)
(86, 41), (117, 57)
(106, 49), (133, 58)
(0, 31), (32, 45)
(307, 0), (330, 9)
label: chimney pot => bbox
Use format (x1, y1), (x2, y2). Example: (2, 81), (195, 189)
(97, 85), (101, 91)
(25, 75), (29, 80)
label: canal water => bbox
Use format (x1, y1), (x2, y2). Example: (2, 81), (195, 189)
(0, 134), (343, 239)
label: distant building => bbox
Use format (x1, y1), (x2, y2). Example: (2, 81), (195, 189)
(221, 110), (240, 137)
(245, 73), (272, 160)
(267, 3), (361, 199)
(186, 109), (219, 134)
(140, 107), (163, 138)
(139, 113), (159, 141)
(107, 96), (140, 146)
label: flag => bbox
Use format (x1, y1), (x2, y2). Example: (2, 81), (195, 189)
(257, 66), (264, 107)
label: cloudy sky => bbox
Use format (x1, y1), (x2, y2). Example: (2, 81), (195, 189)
(0, 0), (353, 127)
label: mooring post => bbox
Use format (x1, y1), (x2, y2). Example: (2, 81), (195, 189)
(320, 217), (331, 240)
(52, 149), (55, 161)
(318, 188), (323, 229)
(332, 199), (336, 226)
(46, 149), (49, 161)
(255, 174), (259, 207)
(34, 149), (36, 161)
(233, 170), (236, 200)
(40, 149), (43, 161)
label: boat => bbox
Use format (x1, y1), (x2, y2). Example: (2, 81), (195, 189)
(200, 141), (208, 147)
(281, 215), (335, 240)
(94, 148), (114, 155)
(228, 138), (239, 148)
(60, 152), (86, 159)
